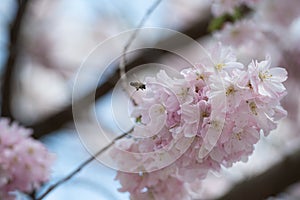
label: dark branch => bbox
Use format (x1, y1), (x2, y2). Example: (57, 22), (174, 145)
(215, 148), (300, 200)
(31, 8), (212, 138)
(1, 0), (31, 119)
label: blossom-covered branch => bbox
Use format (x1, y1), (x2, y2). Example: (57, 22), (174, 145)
(113, 43), (287, 200)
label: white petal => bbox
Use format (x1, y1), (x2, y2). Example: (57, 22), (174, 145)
(225, 62), (244, 69)
(270, 67), (288, 82)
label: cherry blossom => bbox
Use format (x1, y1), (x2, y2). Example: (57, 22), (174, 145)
(206, 42), (244, 73)
(113, 43), (288, 199)
(248, 57), (288, 98)
(0, 118), (54, 199)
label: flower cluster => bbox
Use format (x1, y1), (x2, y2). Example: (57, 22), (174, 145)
(113, 43), (287, 199)
(0, 118), (54, 199)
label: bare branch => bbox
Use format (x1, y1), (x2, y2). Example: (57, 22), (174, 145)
(31, 8), (212, 139)
(1, 0), (31, 119)
(35, 129), (132, 200)
(215, 147), (300, 200)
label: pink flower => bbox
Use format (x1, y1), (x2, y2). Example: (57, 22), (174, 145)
(129, 176), (190, 200)
(221, 125), (260, 167)
(214, 20), (266, 51)
(208, 70), (251, 113)
(0, 118), (54, 199)
(248, 57), (288, 98)
(208, 43), (244, 73)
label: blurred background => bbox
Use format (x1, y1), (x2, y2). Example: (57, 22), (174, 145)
(1, 0), (300, 199)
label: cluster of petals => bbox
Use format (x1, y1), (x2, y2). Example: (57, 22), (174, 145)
(0, 118), (54, 199)
(113, 43), (287, 199)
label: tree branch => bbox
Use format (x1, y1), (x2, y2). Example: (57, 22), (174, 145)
(119, 0), (162, 80)
(35, 129), (132, 200)
(31, 8), (212, 139)
(215, 148), (300, 200)
(1, 0), (31, 119)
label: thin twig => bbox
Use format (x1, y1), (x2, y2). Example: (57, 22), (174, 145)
(119, 0), (163, 91)
(27, 190), (36, 200)
(119, 0), (162, 107)
(1, 0), (30, 119)
(35, 129), (132, 200)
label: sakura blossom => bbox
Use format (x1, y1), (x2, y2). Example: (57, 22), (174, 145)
(248, 57), (288, 98)
(0, 118), (54, 200)
(113, 43), (288, 199)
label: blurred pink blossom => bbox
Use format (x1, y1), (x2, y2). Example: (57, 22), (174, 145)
(0, 118), (54, 199)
